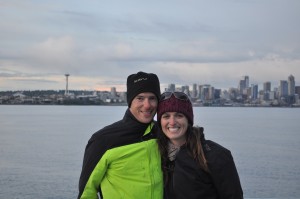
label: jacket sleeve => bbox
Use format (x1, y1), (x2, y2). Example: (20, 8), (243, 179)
(207, 146), (243, 199)
(78, 135), (108, 199)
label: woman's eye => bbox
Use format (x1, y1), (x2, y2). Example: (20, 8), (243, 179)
(176, 114), (184, 118)
(162, 115), (169, 119)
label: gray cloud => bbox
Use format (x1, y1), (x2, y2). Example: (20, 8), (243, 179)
(0, 0), (299, 91)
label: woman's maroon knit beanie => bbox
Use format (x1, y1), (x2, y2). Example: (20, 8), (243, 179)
(157, 94), (194, 125)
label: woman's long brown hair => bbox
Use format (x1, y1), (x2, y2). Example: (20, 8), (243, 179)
(186, 126), (209, 172)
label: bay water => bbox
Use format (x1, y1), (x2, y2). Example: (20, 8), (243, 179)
(0, 105), (299, 198)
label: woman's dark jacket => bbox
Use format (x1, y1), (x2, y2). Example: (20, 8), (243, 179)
(164, 128), (243, 199)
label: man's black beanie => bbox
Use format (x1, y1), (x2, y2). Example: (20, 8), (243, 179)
(126, 71), (161, 107)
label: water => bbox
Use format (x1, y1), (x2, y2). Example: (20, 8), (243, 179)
(0, 105), (299, 199)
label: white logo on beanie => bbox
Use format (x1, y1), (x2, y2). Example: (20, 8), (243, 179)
(134, 78), (148, 83)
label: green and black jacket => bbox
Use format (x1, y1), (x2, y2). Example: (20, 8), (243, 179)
(78, 109), (163, 199)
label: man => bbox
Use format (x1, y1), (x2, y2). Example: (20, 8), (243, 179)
(78, 71), (163, 199)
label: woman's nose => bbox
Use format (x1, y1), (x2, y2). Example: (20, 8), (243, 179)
(168, 116), (176, 125)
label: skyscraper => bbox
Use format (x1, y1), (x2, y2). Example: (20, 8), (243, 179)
(251, 84), (258, 100)
(238, 80), (246, 94)
(182, 85), (190, 96)
(192, 83), (197, 98)
(279, 80), (288, 97)
(263, 82), (271, 100)
(239, 75), (249, 95)
(263, 82), (271, 93)
(244, 76), (249, 88)
(167, 84), (175, 92)
(288, 75), (295, 96)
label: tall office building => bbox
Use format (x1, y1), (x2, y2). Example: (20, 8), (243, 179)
(279, 80), (288, 97)
(263, 82), (271, 100)
(198, 85), (211, 100)
(208, 86), (215, 100)
(238, 80), (246, 94)
(182, 85), (190, 96)
(202, 86), (210, 100)
(244, 76), (249, 88)
(198, 85), (204, 99)
(251, 84), (258, 100)
(239, 76), (249, 95)
(269, 91), (275, 100)
(288, 75), (295, 96)
(191, 83), (198, 98)
(167, 84), (176, 92)
(263, 82), (271, 93)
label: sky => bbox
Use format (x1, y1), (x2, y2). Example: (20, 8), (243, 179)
(1, 0), (300, 92)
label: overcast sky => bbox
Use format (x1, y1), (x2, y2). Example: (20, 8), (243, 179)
(1, 0), (300, 92)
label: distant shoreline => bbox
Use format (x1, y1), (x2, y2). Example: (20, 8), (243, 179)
(1, 103), (299, 108)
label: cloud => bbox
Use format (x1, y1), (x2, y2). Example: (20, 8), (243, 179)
(26, 36), (76, 67)
(0, 0), (300, 91)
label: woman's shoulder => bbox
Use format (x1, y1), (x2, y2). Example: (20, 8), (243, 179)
(192, 127), (228, 151)
(203, 139), (235, 167)
(204, 140), (230, 152)
(192, 126), (233, 159)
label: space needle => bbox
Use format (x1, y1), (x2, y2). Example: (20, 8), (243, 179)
(65, 74), (70, 96)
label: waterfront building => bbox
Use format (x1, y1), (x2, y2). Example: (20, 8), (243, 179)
(244, 75), (249, 88)
(214, 89), (221, 99)
(167, 84), (175, 92)
(263, 82), (271, 100)
(111, 87), (117, 98)
(220, 90), (230, 100)
(238, 75), (250, 97)
(295, 94), (300, 104)
(263, 82), (271, 93)
(208, 86), (215, 100)
(251, 84), (258, 100)
(295, 86), (300, 96)
(269, 91), (275, 100)
(191, 83), (198, 98)
(198, 84), (211, 101)
(228, 87), (238, 100)
(182, 85), (190, 96)
(198, 85), (203, 99)
(238, 79), (246, 95)
(288, 75), (295, 96)
(279, 80), (288, 97)
(245, 87), (252, 98)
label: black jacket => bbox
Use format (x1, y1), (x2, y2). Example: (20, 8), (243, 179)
(78, 109), (163, 199)
(165, 130), (243, 199)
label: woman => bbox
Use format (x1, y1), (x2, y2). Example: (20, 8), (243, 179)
(156, 91), (243, 199)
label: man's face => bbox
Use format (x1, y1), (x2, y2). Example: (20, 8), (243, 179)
(129, 92), (158, 123)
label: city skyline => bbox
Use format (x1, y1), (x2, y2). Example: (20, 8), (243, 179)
(1, 1), (300, 91)
(1, 74), (298, 94)
(1, 73), (298, 107)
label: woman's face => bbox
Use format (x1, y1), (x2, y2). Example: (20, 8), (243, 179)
(160, 112), (188, 146)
